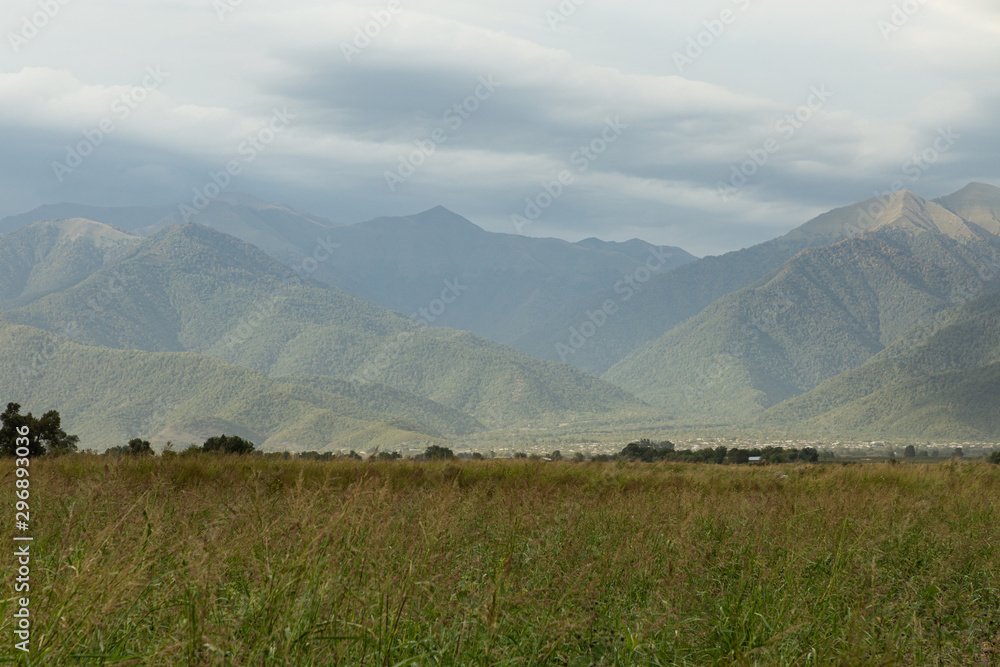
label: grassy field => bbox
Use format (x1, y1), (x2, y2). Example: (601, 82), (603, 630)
(2, 456), (999, 665)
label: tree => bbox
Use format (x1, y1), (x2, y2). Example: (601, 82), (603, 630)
(953, 447), (964, 459)
(728, 448), (750, 464)
(621, 440), (676, 462)
(903, 445), (917, 458)
(988, 451), (1000, 465)
(202, 434), (255, 455)
(1, 403), (79, 456)
(128, 438), (154, 455)
(424, 445), (455, 460)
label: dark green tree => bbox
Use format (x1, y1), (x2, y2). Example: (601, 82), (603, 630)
(728, 448), (750, 464)
(202, 434), (255, 455)
(988, 451), (1000, 465)
(903, 445), (917, 458)
(424, 445), (455, 460)
(1, 403), (79, 456)
(128, 438), (154, 456)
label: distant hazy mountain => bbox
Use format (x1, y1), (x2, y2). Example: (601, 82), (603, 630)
(0, 318), (483, 451)
(1, 198), (694, 346)
(0, 193), (339, 266)
(0, 219), (141, 308)
(292, 206), (695, 344)
(0, 203), (176, 235)
(604, 188), (1000, 421)
(2, 223), (654, 427)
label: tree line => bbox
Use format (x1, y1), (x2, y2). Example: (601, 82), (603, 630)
(617, 439), (821, 464)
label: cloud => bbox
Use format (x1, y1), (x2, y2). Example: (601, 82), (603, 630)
(0, 0), (997, 253)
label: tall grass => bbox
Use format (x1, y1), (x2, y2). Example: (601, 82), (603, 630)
(2, 456), (999, 665)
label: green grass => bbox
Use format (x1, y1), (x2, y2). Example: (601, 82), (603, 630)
(2, 456), (999, 664)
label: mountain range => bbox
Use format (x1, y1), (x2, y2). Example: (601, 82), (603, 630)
(2, 181), (999, 448)
(605, 189), (1000, 420)
(0, 219), (658, 449)
(1, 196), (695, 346)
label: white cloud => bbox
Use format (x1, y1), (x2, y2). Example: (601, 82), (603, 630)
(0, 0), (997, 253)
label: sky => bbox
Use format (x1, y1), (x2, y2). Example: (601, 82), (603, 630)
(0, 0), (998, 256)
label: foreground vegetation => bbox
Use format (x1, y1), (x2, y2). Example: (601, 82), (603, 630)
(3, 456), (999, 665)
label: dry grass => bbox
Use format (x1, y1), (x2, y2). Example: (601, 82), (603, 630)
(2, 456), (999, 665)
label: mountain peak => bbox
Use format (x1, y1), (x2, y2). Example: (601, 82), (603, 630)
(357, 207), (485, 236)
(213, 192), (272, 209)
(944, 181), (1000, 199)
(868, 190), (980, 240)
(935, 181), (1000, 236)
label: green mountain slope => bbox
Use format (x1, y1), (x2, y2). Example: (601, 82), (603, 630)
(0, 219), (140, 308)
(3, 224), (653, 426)
(0, 319), (482, 451)
(766, 363), (1000, 441)
(513, 193), (894, 375)
(760, 286), (1000, 436)
(604, 191), (1000, 420)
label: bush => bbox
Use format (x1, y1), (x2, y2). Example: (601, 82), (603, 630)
(988, 451), (1000, 465)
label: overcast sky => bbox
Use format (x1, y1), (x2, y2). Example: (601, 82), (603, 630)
(1, 0), (997, 255)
